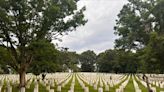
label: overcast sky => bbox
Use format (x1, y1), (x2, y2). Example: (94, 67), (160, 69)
(54, 0), (128, 54)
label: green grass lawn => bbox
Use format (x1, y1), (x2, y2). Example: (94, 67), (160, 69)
(77, 73), (98, 92)
(60, 74), (73, 92)
(74, 74), (84, 92)
(124, 75), (135, 92)
(134, 75), (149, 92)
(109, 75), (128, 92)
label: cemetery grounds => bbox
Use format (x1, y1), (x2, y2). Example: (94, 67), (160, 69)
(0, 73), (164, 92)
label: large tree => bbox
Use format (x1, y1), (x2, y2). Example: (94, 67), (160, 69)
(139, 32), (164, 73)
(96, 50), (117, 72)
(114, 0), (164, 91)
(114, 0), (164, 72)
(0, 0), (86, 89)
(114, 0), (164, 50)
(56, 48), (79, 72)
(79, 50), (96, 72)
(96, 49), (139, 73)
(115, 50), (139, 73)
(27, 39), (59, 75)
(114, 0), (164, 71)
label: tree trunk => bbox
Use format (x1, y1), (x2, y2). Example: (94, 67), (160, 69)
(19, 69), (26, 91)
(143, 74), (151, 92)
(18, 56), (32, 92)
(146, 78), (152, 92)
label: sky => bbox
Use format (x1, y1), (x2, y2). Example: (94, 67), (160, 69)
(54, 0), (128, 54)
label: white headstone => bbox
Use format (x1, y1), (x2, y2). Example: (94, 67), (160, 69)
(93, 84), (97, 90)
(84, 87), (89, 92)
(98, 87), (103, 92)
(57, 86), (61, 92)
(33, 83), (39, 92)
(20, 87), (25, 92)
(49, 89), (54, 92)
(105, 85), (109, 91)
(7, 85), (12, 92)
(68, 89), (74, 92)
(151, 87), (156, 92)
(46, 85), (50, 91)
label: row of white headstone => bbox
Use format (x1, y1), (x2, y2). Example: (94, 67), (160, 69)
(116, 75), (130, 92)
(132, 75), (142, 92)
(0, 73), (164, 92)
(136, 75), (157, 92)
(0, 73), (126, 92)
(136, 74), (164, 92)
(0, 73), (72, 92)
(77, 73), (104, 92)
(77, 73), (128, 92)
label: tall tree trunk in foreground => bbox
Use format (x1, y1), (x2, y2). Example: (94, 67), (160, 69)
(19, 67), (26, 92)
(19, 70), (26, 88)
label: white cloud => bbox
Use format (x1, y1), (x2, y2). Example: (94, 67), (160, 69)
(54, 0), (128, 54)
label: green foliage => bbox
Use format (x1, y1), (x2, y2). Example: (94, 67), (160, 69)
(64, 51), (79, 72)
(0, 0), (87, 86)
(27, 39), (59, 75)
(114, 0), (164, 73)
(0, 47), (12, 73)
(56, 49), (80, 72)
(116, 50), (139, 73)
(0, 0), (87, 81)
(114, 0), (164, 50)
(0, 0), (86, 74)
(124, 76), (135, 92)
(96, 50), (117, 72)
(79, 50), (96, 72)
(96, 49), (139, 73)
(139, 32), (164, 73)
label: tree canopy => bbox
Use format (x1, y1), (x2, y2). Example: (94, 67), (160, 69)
(79, 50), (96, 72)
(0, 0), (87, 88)
(114, 0), (164, 50)
(114, 0), (164, 73)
